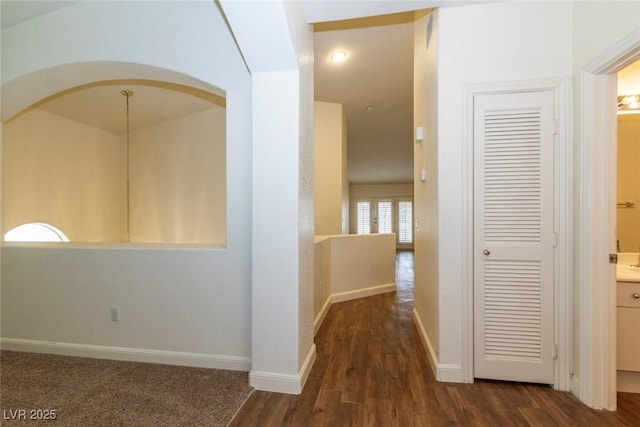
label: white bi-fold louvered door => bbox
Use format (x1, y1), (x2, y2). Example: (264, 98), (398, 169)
(473, 91), (555, 384)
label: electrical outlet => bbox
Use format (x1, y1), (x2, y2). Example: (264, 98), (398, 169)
(110, 306), (120, 322)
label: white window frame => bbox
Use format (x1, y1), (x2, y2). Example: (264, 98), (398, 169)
(375, 199), (394, 234)
(354, 199), (373, 234)
(396, 199), (414, 247)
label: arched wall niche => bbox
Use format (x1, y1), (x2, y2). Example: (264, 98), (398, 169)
(2, 63), (228, 245)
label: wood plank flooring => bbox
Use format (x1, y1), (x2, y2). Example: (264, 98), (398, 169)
(230, 251), (640, 426)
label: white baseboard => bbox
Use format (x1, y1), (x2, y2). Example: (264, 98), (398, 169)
(412, 309), (464, 383)
(299, 342), (317, 391)
(0, 337), (250, 371)
(250, 343), (316, 395)
(331, 282), (396, 304)
(248, 371), (301, 394)
(314, 296), (332, 336)
(437, 363), (465, 383)
(413, 308), (438, 378)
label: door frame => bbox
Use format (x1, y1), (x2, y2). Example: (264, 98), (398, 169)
(578, 29), (640, 410)
(461, 78), (572, 390)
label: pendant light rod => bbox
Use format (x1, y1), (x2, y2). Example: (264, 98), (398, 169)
(121, 89), (134, 242)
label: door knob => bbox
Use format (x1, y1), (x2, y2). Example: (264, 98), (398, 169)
(633, 293), (640, 299)
(483, 249), (490, 256)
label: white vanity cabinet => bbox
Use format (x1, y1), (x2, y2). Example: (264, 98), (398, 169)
(617, 281), (640, 372)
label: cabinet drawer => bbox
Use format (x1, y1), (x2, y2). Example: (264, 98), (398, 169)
(617, 282), (640, 308)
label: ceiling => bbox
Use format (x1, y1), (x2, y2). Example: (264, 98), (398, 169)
(1, 1), (79, 29)
(1, 2), (223, 134)
(2, 0), (417, 185)
(34, 81), (224, 135)
(314, 13), (415, 184)
(3, 1), (637, 185)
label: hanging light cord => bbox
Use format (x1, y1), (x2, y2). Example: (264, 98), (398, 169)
(122, 90), (133, 242)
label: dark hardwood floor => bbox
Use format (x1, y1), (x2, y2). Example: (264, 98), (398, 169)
(231, 251), (640, 426)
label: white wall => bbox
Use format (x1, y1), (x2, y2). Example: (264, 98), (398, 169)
(313, 233), (396, 330)
(314, 101), (348, 235)
(572, 2), (640, 72)
(292, 0), (316, 392)
(429, 1), (573, 377)
(131, 107), (226, 245)
(1, 1), (252, 370)
(1, 245), (249, 368)
(218, 0), (316, 394)
(314, 236), (332, 323)
(413, 8), (440, 369)
(3, 109), (124, 242)
(250, 70), (306, 382)
(328, 233), (396, 297)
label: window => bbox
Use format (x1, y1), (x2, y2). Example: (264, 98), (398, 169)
(377, 200), (393, 234)
(398, 201), (413, 245)
(353, 198), (414, 245)
(356, 201), (371, 234)
(4, 223), (70, 242)
(351, 197), (413, 244)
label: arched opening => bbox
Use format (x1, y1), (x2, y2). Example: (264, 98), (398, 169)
(3, 73), (227, 245)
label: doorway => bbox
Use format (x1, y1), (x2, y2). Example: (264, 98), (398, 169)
(461, 78), (572, 389)
(578, 33), (640, 410)
(472, 90), (556, 384)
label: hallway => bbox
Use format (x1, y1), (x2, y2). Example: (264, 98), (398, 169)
(231, 251), (640, 426)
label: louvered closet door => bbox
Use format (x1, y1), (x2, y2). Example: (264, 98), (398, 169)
(473, 91), (555, 384)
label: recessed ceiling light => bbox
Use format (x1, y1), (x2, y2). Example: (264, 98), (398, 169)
(365, 105), (374, 111)
(330, 51), (347, 63)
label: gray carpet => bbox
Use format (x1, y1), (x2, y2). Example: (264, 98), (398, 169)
(0, 350), (252, 426)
